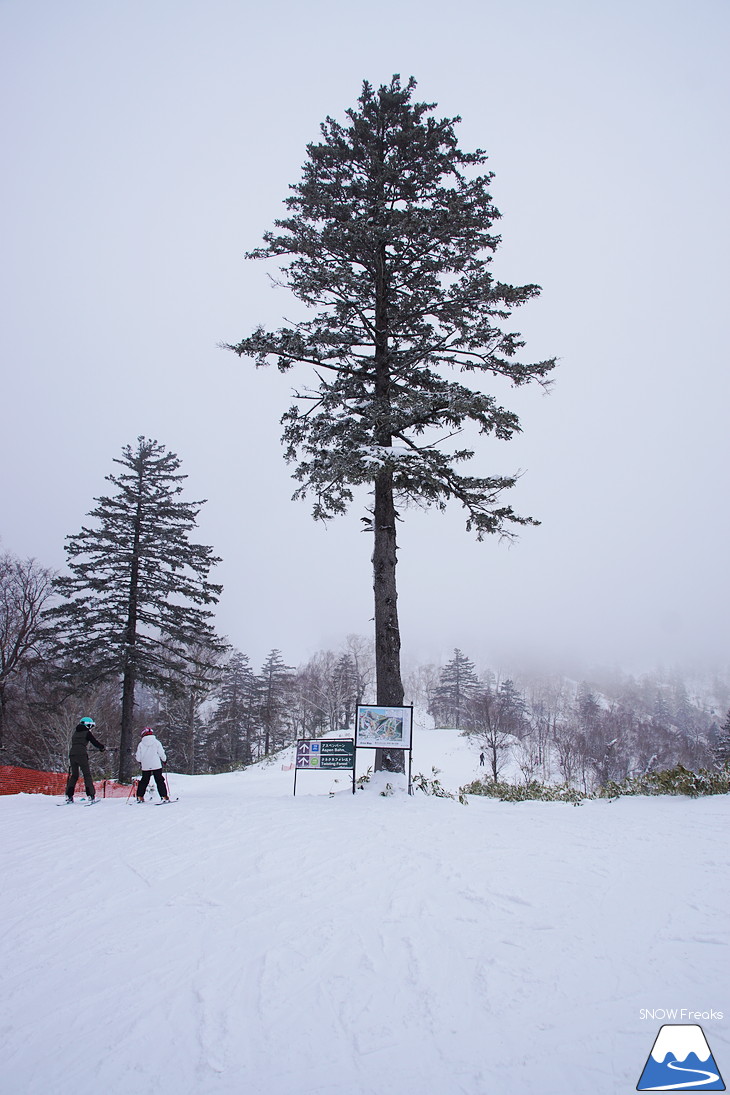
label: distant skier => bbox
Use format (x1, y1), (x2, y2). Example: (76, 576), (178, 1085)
(135, 728), (170, 803)
(479, 752), (485, 766)
(65, 717), (106, 803)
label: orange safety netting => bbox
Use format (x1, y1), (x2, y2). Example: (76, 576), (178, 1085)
(0, 765), (132, 798)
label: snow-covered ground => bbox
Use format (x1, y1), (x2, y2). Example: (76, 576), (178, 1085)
(2, 730), (728, 1095)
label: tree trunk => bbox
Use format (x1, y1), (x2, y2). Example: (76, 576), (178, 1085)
(187, 688), (197, 775)
(0, 680), (6, 753)
(119, 665), (135, 783)
(119, 482), (143, 783)
(373, 469), (405, 773)
(371, 227), (405, 774)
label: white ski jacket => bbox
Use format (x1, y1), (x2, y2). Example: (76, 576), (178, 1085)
(135, 734), (167, 771)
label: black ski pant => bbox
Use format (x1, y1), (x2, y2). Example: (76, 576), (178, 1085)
(137, 768), (168, 800)
(66, 756), (95, 799)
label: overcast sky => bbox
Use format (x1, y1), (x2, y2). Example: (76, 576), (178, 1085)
(1, 0), (728, 678)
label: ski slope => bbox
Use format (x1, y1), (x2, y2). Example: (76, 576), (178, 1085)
(1, 730), (728, 1095)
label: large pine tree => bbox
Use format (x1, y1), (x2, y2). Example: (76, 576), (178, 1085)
(228, 76), (555, 772)
(47, 437), (224, 781)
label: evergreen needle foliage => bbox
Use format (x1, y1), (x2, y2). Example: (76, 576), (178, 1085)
(227, 75), (554, 772)
(46, 437), (224, 780)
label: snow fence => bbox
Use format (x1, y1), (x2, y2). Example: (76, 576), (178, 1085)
(0, 765), (132, 798)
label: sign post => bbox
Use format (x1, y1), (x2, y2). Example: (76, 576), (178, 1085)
(293, 739), (356, 795)
(355, 705), (414, 794)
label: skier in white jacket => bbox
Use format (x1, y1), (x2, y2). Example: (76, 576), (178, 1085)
(134, 728), (170, 803)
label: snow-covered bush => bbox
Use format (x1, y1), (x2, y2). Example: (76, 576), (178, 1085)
(460, 777), (584, 805)
(412, 767), (469, 805)
(600, 764), (730, 799)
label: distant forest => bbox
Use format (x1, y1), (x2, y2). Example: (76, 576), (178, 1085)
(2, 547), (729, 786)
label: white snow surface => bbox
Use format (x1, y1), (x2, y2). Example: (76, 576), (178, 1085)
(2, 730), (728, 1095)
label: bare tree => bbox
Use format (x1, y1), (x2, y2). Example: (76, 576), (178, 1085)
(551, 718), (589, 788)
(464, 685), (514, 783)
(0, 552), (54, 752)
(403, 661), (440, 723)
(344, 634), (376, 714)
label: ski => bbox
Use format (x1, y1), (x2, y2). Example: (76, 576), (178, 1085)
(154, 798), (179, 805)
(83, 799), (100, 806)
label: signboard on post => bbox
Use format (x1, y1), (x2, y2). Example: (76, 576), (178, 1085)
(355, 705), (413, 750)
(293, 739), (356, 795)
(355, 705), (414, 794)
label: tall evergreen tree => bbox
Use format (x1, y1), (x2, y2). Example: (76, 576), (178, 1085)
(47, 437), (224, 781)
(227, 76), (555, 772)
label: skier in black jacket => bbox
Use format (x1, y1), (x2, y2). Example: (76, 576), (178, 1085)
(65, 717), (106, 803)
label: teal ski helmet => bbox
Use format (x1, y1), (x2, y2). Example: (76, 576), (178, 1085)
(79, 716), (96, 728)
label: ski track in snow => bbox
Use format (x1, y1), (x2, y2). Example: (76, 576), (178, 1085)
(1, 732), (728, 1095)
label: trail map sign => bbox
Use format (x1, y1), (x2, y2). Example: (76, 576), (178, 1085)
(293, 739), (356, 795)
(355, 705), (414, 794)
(355, 705), (413, 750)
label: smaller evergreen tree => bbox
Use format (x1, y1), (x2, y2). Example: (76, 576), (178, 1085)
(652, 690), (672, 728)
(430, 649), (479, 729)
(212, 651), (260, 766)
(332, 653), (356, 730)
(258, 650), (295, 756)
(576, 684), (601, 732)
(494, 678), (528, 738)
(46, 437), (225, 781)
(162, 640), (227, 775)
(713, 709), (730, 768)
